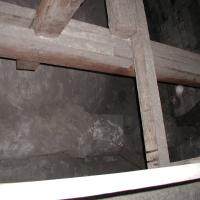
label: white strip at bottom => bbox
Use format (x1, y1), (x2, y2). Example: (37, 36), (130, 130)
(0, 163), (199, 200)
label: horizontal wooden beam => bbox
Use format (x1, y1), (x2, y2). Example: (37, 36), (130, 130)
(0, 2), (200, 86)
(0, 163), (199, 199)
(152, 42), (200, 86)
(0, 1), (35, 23)
(0, 20), (134, 76)
(32, 0), (85, 37)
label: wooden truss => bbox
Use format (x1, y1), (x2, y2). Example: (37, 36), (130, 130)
(0, 0), (199, 199)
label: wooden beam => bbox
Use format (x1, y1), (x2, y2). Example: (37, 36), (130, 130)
(32, 0), (85, 37)
(16, 60), (39, 71)
(0, 2), (40, 71)
(106, 0), (137, 38)
(152, 41), (200, 86)
(0, 21), (133, 76)
(107, 0), (170, 168)
(0, 1), (40, 71)
(131, 1), (170, 168)
(0, 2), (34, 28)
(0, 2), (200, 86)
(0, 163), (199, 199)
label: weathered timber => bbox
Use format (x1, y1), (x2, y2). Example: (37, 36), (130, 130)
(132, 0), (170, 167)
(32, 0), (85, 37)
(0, 2), (200, 86)
(16, 60), (39, 71)
(107, 0), (170, 167)
(152, 41), (200, 86)
(106, 0), (137, 38)
(0, 21), (133, 76)
(132, 5), (164, 167)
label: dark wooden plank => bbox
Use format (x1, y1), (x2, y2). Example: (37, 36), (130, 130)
(32, 0), (85, 37)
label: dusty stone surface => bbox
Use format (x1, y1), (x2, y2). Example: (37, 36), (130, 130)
(0, 59), (130, 159)
(159, 83), (200, 162)
(0, 58), (145, 182)
(145, 0), (200, 52)
(0, 152), (136, 183)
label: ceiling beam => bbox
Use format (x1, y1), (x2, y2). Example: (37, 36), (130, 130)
(32, 0), (85, 37)
(0, 2), (200, 86)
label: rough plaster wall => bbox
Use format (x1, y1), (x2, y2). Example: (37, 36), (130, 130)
(145, 0), (200, 52)
(0, 58), (145, 182)
(0, 153), (136, 183)
(0, 59), (126, 159)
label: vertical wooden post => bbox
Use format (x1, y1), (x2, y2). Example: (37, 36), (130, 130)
(106, 0), (170, 168)
(106, 0), (137, 38)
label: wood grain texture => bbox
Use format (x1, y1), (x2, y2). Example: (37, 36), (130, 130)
(131, 0), (170, 168)
(106, 0), (137, 38)
(16, 60), (39, 71)
(0, 21), (133, 76)
(106, 0), (170, 168)
(32, 0), (85, 37)
(152, 41), (200, 85)
(0, 2), (200, 86)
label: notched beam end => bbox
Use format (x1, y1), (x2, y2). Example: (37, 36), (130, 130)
(16, 60), (39, 71)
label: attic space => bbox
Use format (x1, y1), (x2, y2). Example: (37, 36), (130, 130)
(0, 0), (199, 185)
